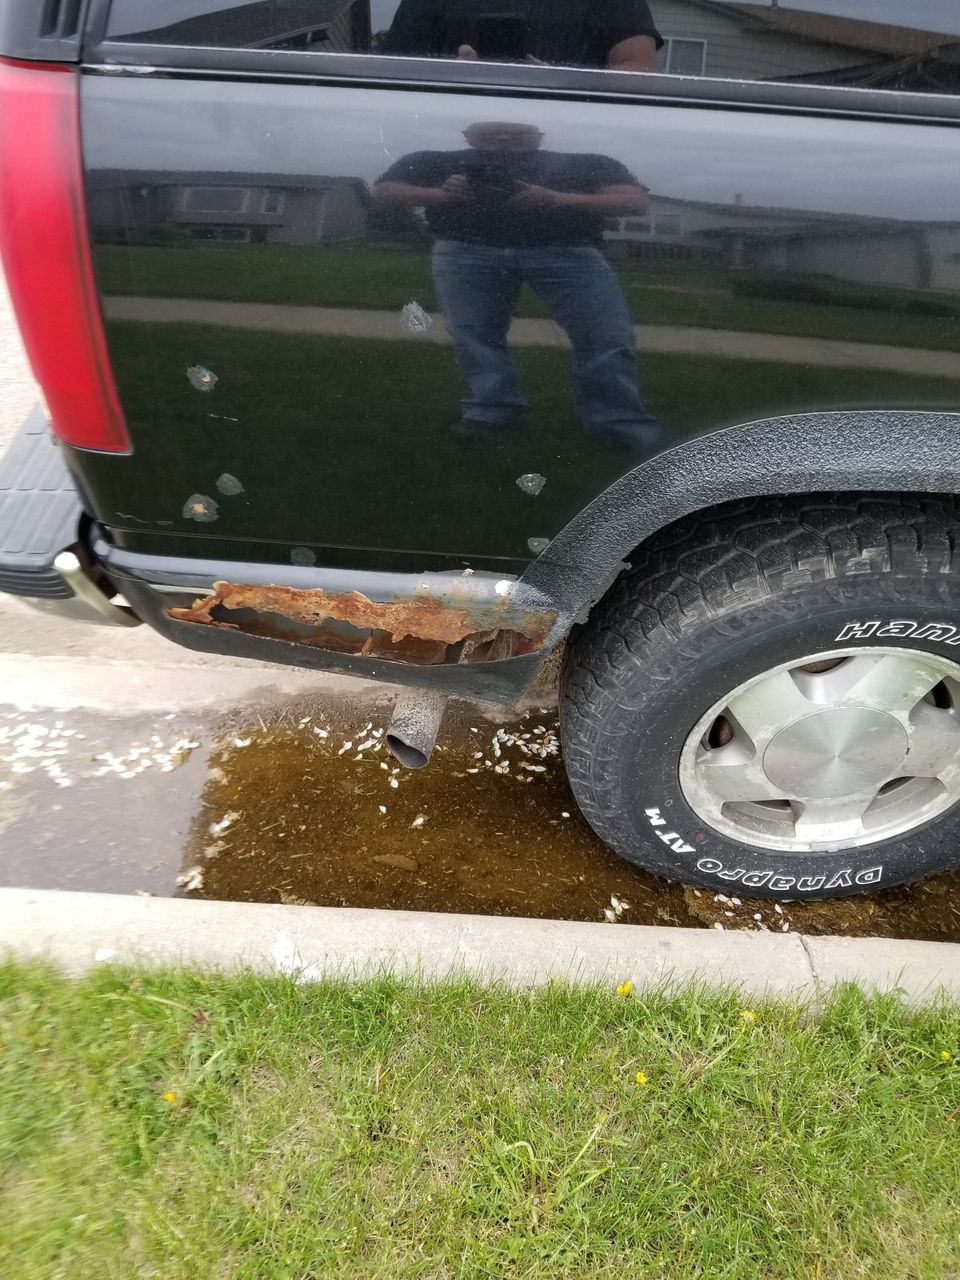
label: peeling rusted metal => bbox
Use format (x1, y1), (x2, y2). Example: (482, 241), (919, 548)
(168, 581), (555, 667)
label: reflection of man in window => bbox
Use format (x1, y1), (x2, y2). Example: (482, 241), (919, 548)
(375, 122), (661, 447)
(383, 0), (662, 71)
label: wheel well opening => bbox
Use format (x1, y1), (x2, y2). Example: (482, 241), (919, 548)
(574, 488), (960, 634)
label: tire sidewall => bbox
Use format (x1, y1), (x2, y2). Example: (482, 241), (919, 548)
(591, 581), (960, 899)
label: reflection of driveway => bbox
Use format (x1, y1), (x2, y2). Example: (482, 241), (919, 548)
(102, 294), (960, 379)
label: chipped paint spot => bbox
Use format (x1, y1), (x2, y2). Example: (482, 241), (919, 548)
(527, 537), (550, 555)
(182, 494), (219, 523)
(187, 365), (218, 392)
(216, 473), (245, 497)
(399, 301), (433, 334)
(516, 473), (546, 496)
(290, 547), (316, 566)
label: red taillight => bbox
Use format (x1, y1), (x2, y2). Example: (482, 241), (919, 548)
(0, 58), (130, 453)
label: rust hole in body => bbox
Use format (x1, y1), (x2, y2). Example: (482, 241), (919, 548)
(168, 582), (556, 667)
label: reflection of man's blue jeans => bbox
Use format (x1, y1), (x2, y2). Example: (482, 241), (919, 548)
(431, 240), (659, 440)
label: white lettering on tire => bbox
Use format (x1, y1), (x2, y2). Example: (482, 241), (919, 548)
(649, 818), (886, 891)
(836, 620), (960, 644)
(644, 807), (695, 854)
(836, 620), (881, 641)
(696, 858), (882, 890)
(852, 865), (882, 886)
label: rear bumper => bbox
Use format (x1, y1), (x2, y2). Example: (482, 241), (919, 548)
(97, 542), (566, 705)
(0, 408), (139, 626)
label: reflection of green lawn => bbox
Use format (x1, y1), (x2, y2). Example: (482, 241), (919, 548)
(95, 243), (960, 352)
(98, 320), (960, 566)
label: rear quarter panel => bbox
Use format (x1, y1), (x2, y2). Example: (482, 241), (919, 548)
(78, 72), (960, 575)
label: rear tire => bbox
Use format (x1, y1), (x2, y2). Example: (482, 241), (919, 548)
(560, 494), (960, 900)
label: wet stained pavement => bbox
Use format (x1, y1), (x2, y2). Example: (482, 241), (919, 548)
(3, 697), (960, 942)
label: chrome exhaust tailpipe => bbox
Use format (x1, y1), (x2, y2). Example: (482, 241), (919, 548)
(53, 550), (142, 627)
(386, 688), (448, 769)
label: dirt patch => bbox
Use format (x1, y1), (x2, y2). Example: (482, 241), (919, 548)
(181, 706), (960, 940)
(683, 874), (960, 942)
(3, 699), (960, 940)
(185, 709), (689, 927)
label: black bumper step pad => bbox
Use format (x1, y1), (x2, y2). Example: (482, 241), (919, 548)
(0, 407), (81, 599)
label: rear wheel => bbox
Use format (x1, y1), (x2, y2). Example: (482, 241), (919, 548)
(560, 494), (960, 899)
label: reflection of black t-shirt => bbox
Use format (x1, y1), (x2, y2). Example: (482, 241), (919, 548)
(383, 0), (662, 68)
(378, 149), (640, 246)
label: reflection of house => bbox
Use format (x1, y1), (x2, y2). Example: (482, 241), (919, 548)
(118, 0), (370, 54)
(608, 196), (960, 292)
(653, 1), (960, 92)
(87, 171), (370, 246)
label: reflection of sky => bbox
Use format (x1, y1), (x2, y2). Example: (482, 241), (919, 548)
(732, 1), (960, 37)
(372, 0), (960, 37)
(86, 78), (960, 223)
(371, 0), (400, 32)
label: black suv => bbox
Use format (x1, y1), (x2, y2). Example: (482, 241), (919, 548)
(2, 0), (960, 900)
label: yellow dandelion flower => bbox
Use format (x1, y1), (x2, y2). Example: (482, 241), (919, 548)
(615, 981), (633, 997)
(162, 1091), (177, 1104)
(740, 1009), (757, 1025)
(941, 1051), (953, 1063)
(635, 1071), (648, 1086)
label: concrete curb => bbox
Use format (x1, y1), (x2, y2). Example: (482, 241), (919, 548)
(3, 888), (960, 1002)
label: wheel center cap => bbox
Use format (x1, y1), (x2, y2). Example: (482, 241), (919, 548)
(762, 708), (907, 799)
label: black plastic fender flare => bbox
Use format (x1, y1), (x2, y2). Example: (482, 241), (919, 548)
(525, 411), (960, 635)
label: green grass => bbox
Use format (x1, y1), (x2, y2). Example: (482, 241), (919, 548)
(3, 959), (960, 1278)
(94, 242), (960, 353)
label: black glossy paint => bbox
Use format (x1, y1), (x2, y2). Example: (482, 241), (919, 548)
(79, 61), (960, 585)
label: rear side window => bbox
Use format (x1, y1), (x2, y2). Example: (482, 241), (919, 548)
(104, 0), (371, 53)
(104, 1), (960, 95)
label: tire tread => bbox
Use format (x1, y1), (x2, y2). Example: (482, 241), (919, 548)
(561, 492), (960, 885)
